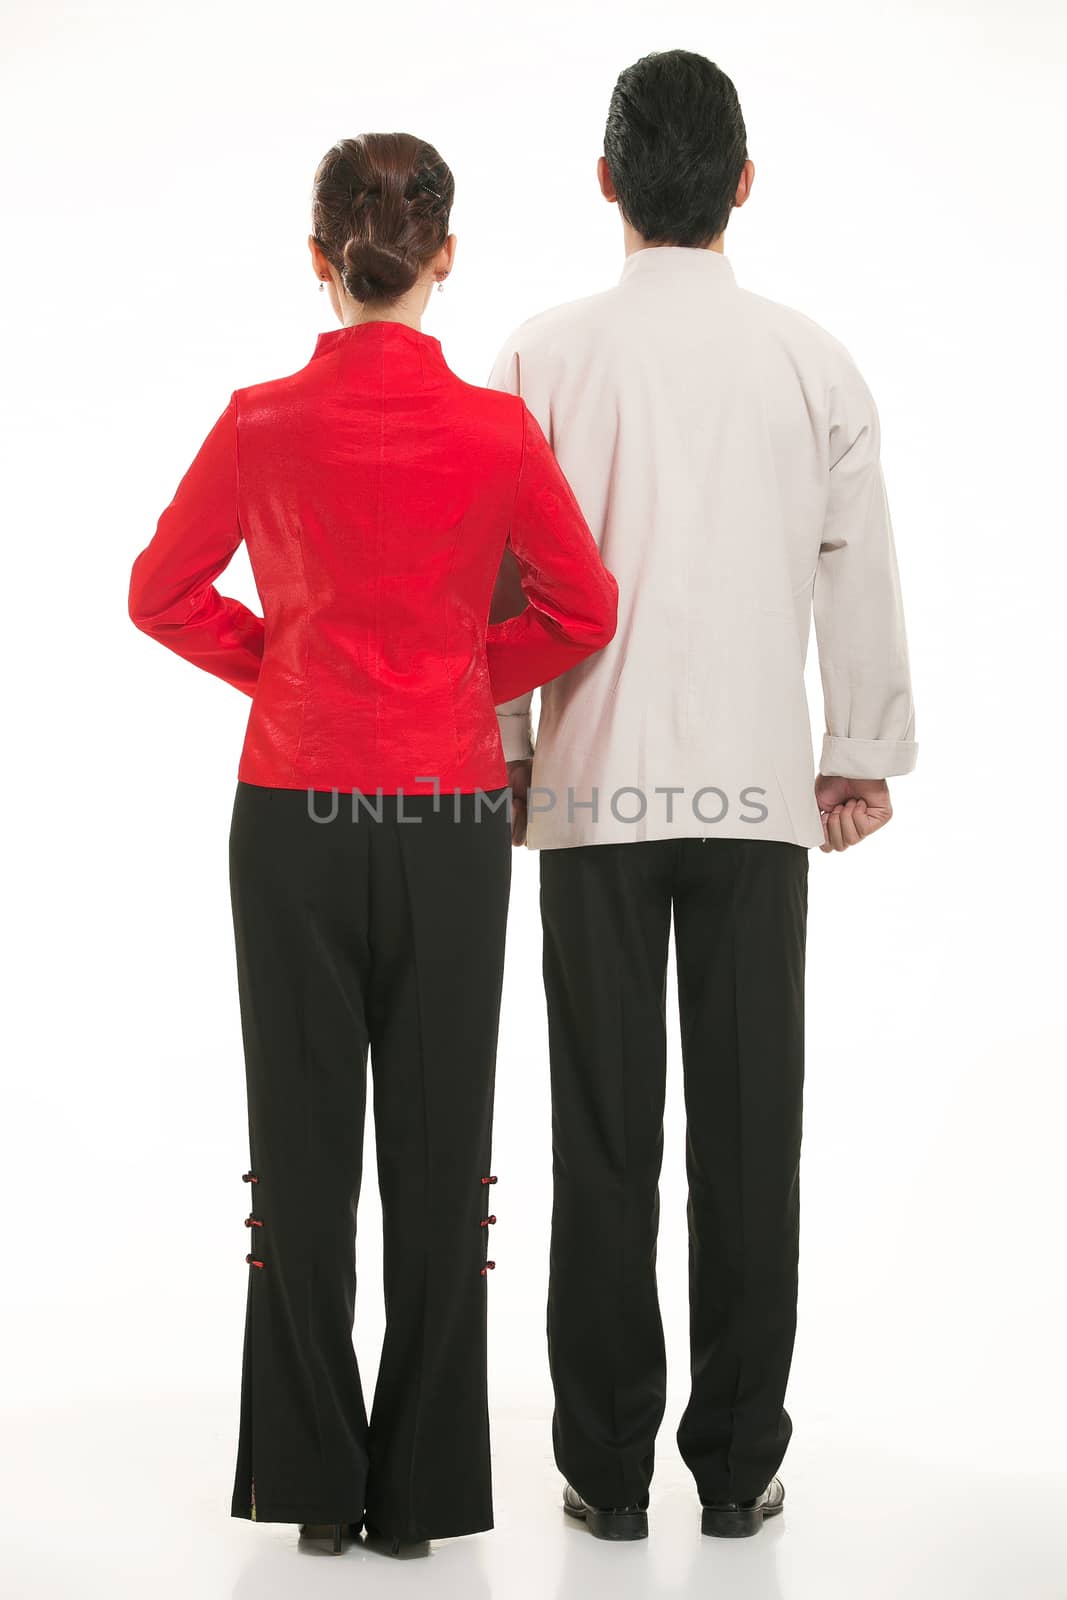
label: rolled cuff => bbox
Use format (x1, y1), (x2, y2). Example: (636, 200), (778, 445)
(498, 709), (534, 763)
(820, 734), (918, 779)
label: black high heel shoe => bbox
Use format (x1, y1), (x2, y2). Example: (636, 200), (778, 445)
(363, 1521), (429, 1558)
(298, 1521), (361, 1554)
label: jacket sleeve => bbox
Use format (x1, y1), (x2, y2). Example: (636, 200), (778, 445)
(813, 358), (917, 779)
(128, 392), (264, 696)
(486, 336), (534, 757)
(489, 544), (536, 760)
(485, 401), (618, 707)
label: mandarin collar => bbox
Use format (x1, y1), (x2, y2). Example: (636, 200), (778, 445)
(310, 319), (450, 371)
(619, 246), (736, 286)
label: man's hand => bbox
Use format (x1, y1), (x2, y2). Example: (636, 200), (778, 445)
(815, 775), (893, 853)
(506, 759), (533, 847)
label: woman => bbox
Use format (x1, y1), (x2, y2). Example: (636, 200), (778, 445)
(128, 132), (617, 1553)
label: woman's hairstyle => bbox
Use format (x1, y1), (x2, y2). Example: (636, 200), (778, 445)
(311, 132), (454, 304)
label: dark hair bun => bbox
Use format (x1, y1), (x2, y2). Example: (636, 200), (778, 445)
(312, 133), (455, 306)
(341, 236), (420, 302)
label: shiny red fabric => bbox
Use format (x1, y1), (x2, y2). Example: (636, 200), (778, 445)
(128, 320), (617, 794)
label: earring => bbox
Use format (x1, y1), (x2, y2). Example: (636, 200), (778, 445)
(436, 278), (445, 293)
(319, 280), (325, 292)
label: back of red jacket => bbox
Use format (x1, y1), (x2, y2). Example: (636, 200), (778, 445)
(129, 319), (617, 795)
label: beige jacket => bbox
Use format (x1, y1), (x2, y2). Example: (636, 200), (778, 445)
(489, 245), (917, 850)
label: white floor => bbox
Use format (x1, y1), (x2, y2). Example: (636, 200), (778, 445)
(3, 1395), (1063, 1600)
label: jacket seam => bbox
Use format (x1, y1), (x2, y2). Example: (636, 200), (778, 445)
(441, 523), (463, 773)
(291, 516), (312, 784)
(432, 349), (463, 772)
(289, 369), (318, 781)
(373, 339), (385, 773)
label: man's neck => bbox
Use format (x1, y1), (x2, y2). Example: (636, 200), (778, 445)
(622, 222), (725, 257)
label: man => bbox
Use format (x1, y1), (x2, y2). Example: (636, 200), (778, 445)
(488, 50), (917, 1540)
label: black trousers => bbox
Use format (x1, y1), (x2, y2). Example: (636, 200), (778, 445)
(540, 837), (808, 1508)
(227, 781), (511, 1540)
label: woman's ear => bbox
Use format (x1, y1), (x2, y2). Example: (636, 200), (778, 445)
(432, 234), (458, 284)
(308, 234), (330, 282)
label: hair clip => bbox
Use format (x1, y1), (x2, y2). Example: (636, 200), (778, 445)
(244, 1216), (263, 1228)
(245, 1255), (264, 1269)
(481, 1261), (496, 1275)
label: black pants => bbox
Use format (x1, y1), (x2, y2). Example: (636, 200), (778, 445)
(227, 781), (512, 1540)
(540, 837), (808, 1508)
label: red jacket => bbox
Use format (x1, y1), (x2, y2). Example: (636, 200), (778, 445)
(128, 319), (617, 794)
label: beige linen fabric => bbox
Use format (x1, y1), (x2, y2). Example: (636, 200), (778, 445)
(490, 246), (916, 850)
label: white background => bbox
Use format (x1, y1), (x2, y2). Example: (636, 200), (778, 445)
(3, 1), (1066, 1596)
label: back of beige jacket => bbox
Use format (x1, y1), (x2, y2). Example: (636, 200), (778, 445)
(489, 244), (917, 851)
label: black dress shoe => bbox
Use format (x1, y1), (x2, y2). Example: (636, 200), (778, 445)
(701, 1476), (785, 1538)
(362, 1521), (430, 1558)
(563, 1482), (648, 1541)
(297, 1521), (361, 1554)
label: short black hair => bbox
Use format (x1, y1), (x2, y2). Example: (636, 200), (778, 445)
(604, 51), (748, 246)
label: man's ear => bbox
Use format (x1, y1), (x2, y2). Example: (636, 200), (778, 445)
(734, 159), (755, 211)
(597, 156), (617, 204)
